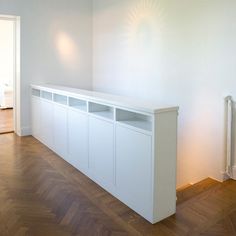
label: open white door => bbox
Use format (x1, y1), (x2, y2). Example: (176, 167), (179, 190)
(0, 15), (20, 134)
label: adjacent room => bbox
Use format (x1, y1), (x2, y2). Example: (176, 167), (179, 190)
(0, 0), (236, 235)
(0, 18), (14, 134)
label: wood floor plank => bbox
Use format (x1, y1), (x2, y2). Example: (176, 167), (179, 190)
(0, 133), (236, 236)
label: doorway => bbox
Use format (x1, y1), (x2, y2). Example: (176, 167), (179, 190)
(0, 15), (20, 135)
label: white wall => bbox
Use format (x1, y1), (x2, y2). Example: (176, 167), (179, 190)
(0, 0), (93, 134)
(93, 0), (236, 187)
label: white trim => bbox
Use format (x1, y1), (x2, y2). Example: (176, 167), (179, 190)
(0, 15), (21, 136)
(15, 16), (21, 136)
(231, 166), (236, 180)
(20, 126), (31, 136)
(0, 15), (17, 21)
(225, 96), (234, 177)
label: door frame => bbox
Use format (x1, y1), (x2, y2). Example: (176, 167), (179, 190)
(0, 15), (21, 135)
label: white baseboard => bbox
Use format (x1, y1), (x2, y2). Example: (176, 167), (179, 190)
(17, 126), (32, 136)
(210, 172), (229, 183)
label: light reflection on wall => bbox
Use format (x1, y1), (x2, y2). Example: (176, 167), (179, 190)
(125, 0), (165, 53)
(55, 31), (79, 70)
(121, 0), (166, 94)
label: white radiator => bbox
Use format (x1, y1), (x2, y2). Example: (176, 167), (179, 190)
(225, 96), (234, 178)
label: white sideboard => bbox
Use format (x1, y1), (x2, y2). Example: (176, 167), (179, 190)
(31, 84), (179, 224)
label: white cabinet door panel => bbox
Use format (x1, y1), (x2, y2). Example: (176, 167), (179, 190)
(89, 117), (114, 188)
(68, 110), (88, 171)
(116, 125), (152, 219)
(41, 100), (53, 148)
(53, 105), (67, 158)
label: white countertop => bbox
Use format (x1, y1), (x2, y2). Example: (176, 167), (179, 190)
(31, 84), (179, 114)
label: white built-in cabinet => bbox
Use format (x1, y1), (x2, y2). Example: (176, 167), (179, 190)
(31, 84), (178, 224)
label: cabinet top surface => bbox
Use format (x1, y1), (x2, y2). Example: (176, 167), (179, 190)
(31, 84), (179, 114)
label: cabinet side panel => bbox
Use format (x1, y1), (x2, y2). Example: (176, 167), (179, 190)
(153, 111), (178, 222)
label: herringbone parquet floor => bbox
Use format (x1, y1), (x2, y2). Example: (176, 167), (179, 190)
(0, 133), (236, 236)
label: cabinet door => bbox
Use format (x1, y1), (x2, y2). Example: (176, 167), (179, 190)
(53, 104), (67, 159)
(89, 117), (114, 189)
(41, 100), (53, 148)
(31, 97), (41, 139)
(116, 125), (152, 219)
(68, 109), (88, 172)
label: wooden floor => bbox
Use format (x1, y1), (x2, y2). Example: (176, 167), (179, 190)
(0, 108), (13, 134)
(0, 134), (236, 236)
